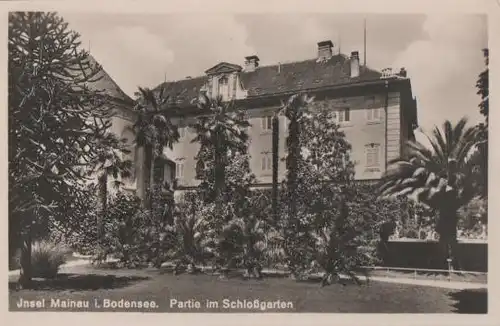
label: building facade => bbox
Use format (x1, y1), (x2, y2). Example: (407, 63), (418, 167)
(157, 40), (417, 192)
(101, 40), (418, 199)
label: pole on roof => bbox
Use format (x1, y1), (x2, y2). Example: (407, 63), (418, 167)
(338, 31), (341, 55)
(363, 18), (367, 67)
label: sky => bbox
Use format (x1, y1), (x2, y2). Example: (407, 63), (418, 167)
(61, 13), (488, 142)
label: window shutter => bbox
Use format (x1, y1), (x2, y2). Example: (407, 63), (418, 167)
(344, 108), (350, 122)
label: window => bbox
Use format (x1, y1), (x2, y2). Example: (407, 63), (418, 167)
(261, 116), (273, 131)
(175, 162), (184, 178)
(367, 108), (382, 122)
(335, 108), (350, 123)
(365, 144), (381, 168)
(153, 161), (165, 184)
(218, 76), (229, 99)
(179, 127), (186, 138)
(261, 154), (272, 172)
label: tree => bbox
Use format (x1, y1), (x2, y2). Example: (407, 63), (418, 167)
(379, 118), (479, 268)
(279, 104), (371, 281)
(271, 112), (280, 223)
(133, 87), (180, 209)
(170, 192), (216, 273)
(477, 48), (489, 121)
(191, 94), (250, 218)
(472, 48), (488, 198)
(9, 12), (120, 286)
(282, 93), (314, 234)
(92, 136), (132, 245)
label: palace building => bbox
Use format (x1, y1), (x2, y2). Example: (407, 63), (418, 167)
(97, 40), (419, 200)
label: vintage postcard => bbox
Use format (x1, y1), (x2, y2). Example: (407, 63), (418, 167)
(2, 0), (498, 325)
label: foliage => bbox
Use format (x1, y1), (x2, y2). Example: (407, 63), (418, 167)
(379, 118), (479, 268)
(282, 93), (314, 228)
(192, 94), (250, 209)
(47, 186), (101, 256)
(133, 86), (180, 207)
(169, 192), (216, 272)
(29, 241), (70, 279)
(8, 12), (129, 285)
(477, 48), (489, 121)
(280, 105), (380, 283)
(457, 196), (487, 239)
(100, 192), (175, 267)
(471, 48), (488, 199)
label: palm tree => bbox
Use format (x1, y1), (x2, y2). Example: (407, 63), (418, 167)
(379, 118), (479, 268)
(282, 93), (314, 226)
(191, 93), (249, 219)
(93, 136), (132, 244)
(133, 87), (180, 209)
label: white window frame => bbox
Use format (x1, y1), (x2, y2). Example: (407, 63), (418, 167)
(218, 75), (229, 100)
(175, 162), (185, 179)
(261, 154), (272, 172)
(367, 107), (382, 122)
(178, 126), (186, 138)
(261, 116), (273, 131)
(335, 108), (350, 124)
(365, 144), (381, 168)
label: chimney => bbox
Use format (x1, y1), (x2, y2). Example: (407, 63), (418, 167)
(398, 67), (407, 78)
(350, 51), (360, 78)
(317, 40), (333, 61)
(244, 55), (260, 72)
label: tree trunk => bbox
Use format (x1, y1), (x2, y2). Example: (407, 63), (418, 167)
(271, 115), (280, 223)
(136, 146), (147, 203)
(214, 133), (225, 221)
(149, 149), (156, 210)
(144, 143), (153, 209)
(18, 226), (32, 288)
(97, 172), (107, 241)
(287, 118), (300, 228)
(437, 206), (460, 270)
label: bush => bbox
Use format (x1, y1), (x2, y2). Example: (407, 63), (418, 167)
(30, 240), (70, 278)
(103, 192), (176, 267)
(169, 193), (216, 273)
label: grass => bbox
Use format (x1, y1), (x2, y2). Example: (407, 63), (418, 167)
(368, 269), (487, 284)
(8, 264), (487, 313)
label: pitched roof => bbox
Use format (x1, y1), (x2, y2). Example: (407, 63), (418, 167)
(155, 54), (384, 108)
(86, 54), (134, 106)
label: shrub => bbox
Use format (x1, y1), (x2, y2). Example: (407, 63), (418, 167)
(169, 193), (216, 273)
(103, 192), (176, 267)
(30, 240), (70, 278)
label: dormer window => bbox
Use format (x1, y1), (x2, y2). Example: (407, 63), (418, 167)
(218, 76), (229, 100)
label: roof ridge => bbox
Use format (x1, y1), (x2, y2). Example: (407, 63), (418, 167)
(164, 54), (357, 84)
(256, 53), (348, 68)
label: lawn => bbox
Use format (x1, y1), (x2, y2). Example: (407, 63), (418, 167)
(8, 265), (487, 313)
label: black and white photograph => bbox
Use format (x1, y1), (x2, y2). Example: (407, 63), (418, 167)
(6, 1), (492, 318)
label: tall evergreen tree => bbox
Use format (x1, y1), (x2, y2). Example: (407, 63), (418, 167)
(282, 93), (314, 229)
(9, 12), (124, 286)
